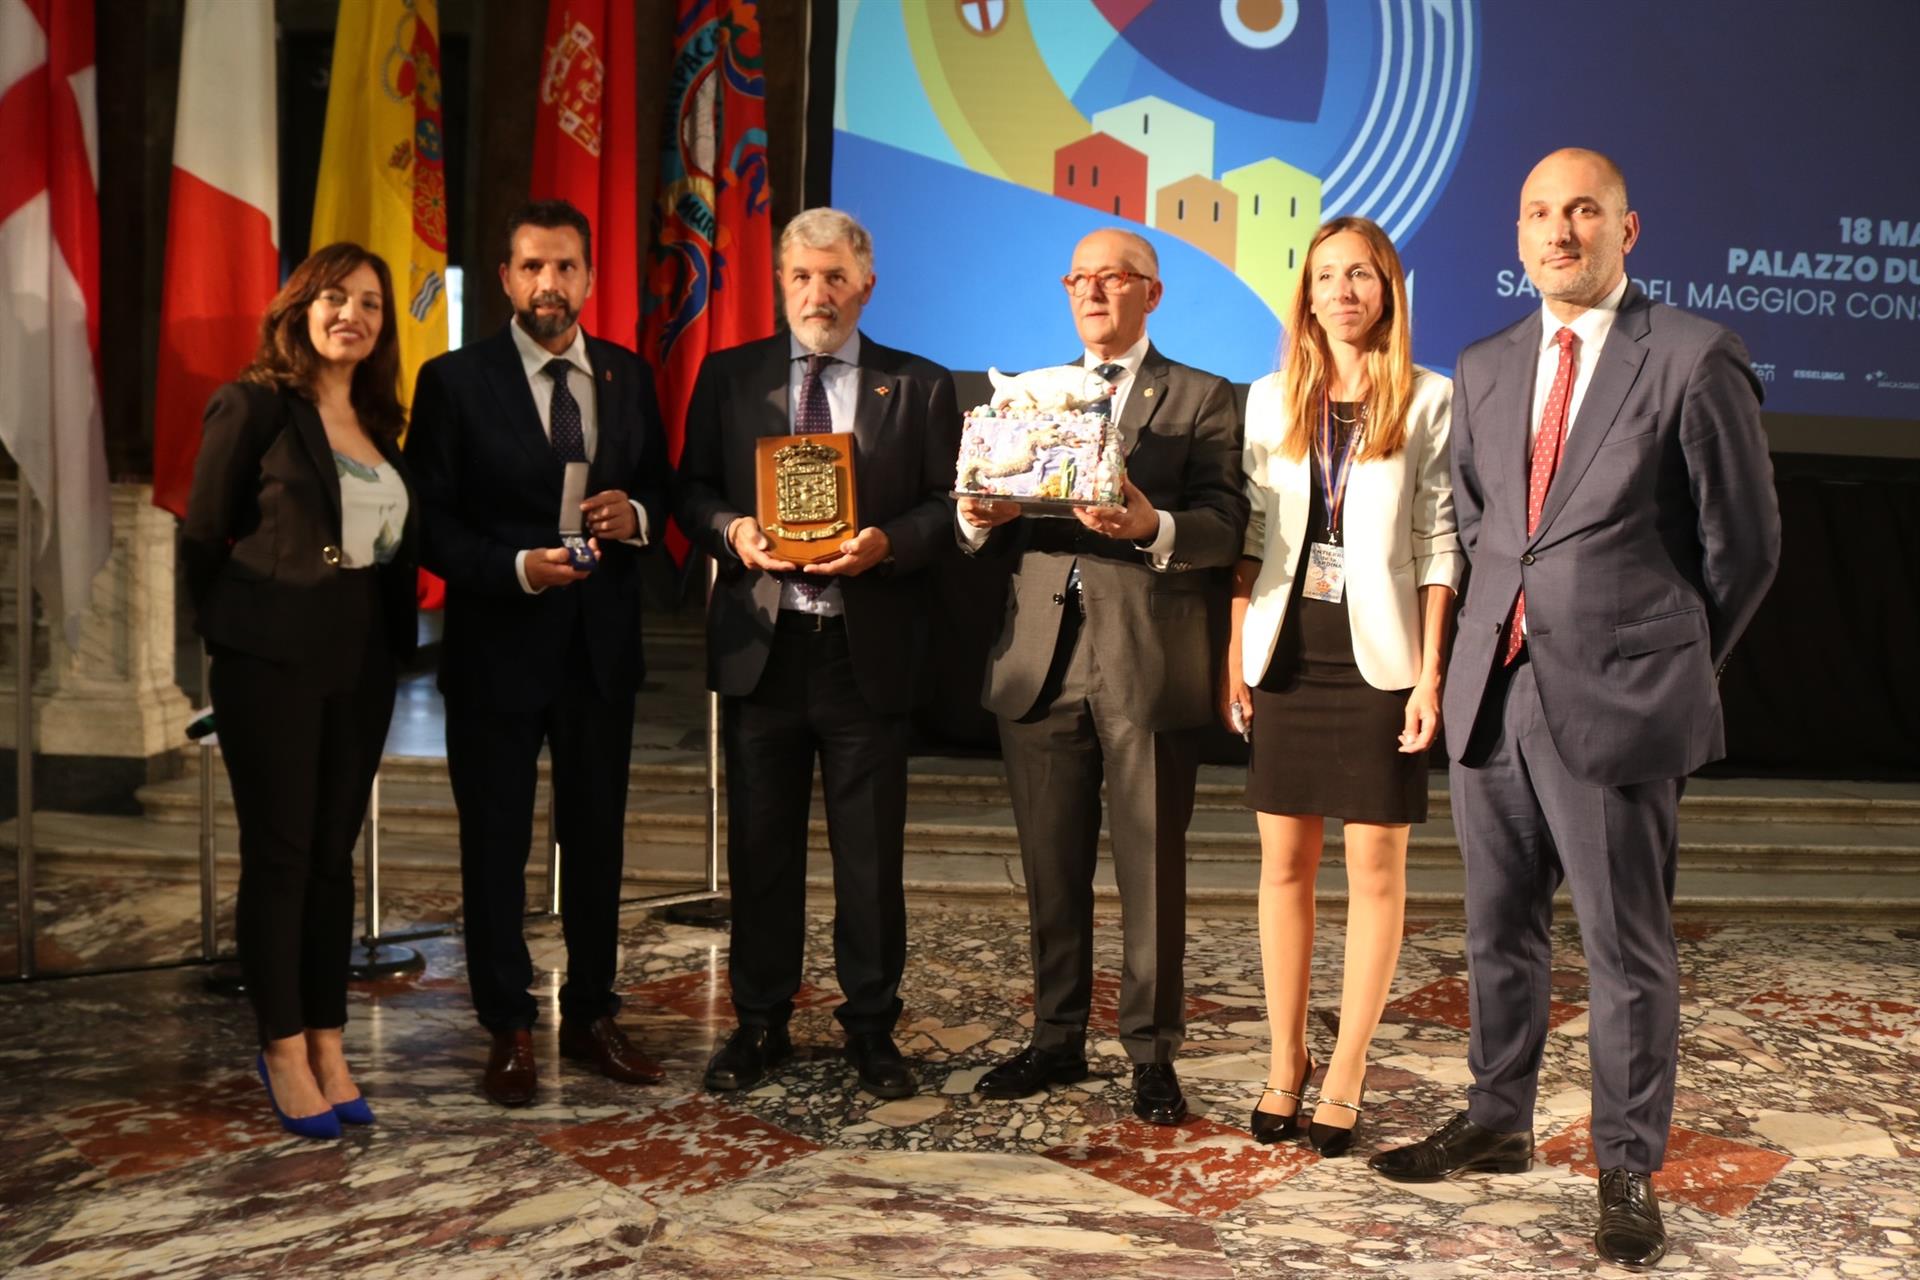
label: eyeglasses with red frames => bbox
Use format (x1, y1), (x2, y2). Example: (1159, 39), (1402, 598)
(1060, 270), (1156, 295)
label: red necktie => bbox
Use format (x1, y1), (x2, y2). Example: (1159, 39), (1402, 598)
(1504, 326), (1577, 665)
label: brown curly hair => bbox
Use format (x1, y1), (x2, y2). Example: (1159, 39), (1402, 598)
(240, 242), (405, 440)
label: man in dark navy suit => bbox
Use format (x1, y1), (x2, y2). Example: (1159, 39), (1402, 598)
(1369, 151), (1779, 1270)
(407, 200), (673, 1106)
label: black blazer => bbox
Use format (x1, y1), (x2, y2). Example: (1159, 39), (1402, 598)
(676, 332), (962, 715)
(182, 381), (420, 675)
(405, 323), (672, 712)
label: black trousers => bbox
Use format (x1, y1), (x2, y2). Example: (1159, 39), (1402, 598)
(447, 625), (635, 1032)
(722, 614), (910, 1035)
(210, 574), (395, 1045)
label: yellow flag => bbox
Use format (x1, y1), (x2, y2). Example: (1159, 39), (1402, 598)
(310, 0), (448, 406)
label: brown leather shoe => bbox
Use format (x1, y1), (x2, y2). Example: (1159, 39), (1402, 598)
(560, 1015), (666, 1085)
(483, 1029), (537, 1107)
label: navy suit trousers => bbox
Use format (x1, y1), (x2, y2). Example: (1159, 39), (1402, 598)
(1452, 652), (1683, 1173)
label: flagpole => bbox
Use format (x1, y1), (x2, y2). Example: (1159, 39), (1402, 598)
(15, 477), (36, 979)
(705, 555), (722, 898)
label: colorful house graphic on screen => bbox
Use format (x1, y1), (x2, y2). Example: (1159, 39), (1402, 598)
(1156, 175), (1237, 270)
(1222, 158), (1322, 317)
(1053, 133), (1148, 221)
(1089, 96), (1214, 231)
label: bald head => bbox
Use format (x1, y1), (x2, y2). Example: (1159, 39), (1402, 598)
(1517, 147), (1640, 321)
(1075, 227), (1159, 276)
(1525, 148), (1630, 216)
(1066, 228), (1163, 358)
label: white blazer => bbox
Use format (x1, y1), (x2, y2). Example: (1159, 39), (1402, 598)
(1240, 366), (1462, 691)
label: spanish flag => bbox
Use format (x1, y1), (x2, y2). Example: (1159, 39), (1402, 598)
(310, 0), (449, 406)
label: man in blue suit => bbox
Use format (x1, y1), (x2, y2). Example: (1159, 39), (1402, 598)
(1369, 151), (1780, 1270)
(408, 200), (673, 1107)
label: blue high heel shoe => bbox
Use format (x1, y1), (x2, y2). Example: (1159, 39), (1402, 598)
(331, 1094), (376, 1126)
(256, 1054), (342, 1140)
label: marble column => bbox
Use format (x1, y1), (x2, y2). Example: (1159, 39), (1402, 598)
(1, 482), (193, 811)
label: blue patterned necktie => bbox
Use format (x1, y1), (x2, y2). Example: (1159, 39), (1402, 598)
(544, 358), (586, 462)
(787, 353), (838, 603)
(795, 353), (835, 433)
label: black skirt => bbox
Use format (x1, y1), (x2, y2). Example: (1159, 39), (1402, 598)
(1243, 428), (1429, 823)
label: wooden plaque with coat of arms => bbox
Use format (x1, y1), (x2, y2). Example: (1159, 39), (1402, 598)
(755, 432), (860, 565)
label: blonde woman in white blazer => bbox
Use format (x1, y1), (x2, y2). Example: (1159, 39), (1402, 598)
(1223, 217), (1461, 1158)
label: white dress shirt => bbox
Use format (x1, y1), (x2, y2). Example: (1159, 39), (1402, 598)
(1530, 273), (1629, 449)
(956, 331), (1176, 567)
(1518, 273), (1628, 633)
(508, 320), (649, 593)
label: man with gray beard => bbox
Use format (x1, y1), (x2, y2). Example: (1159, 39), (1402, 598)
(678, 208), (962, 1100)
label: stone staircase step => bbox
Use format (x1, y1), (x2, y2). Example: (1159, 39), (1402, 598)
(133, 769), (1920, 877)
(5, 811), (1915, 922)
(163, 748), (1920, 826)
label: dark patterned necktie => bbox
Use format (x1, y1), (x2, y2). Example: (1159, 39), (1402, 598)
(1090, 361), (1125, 418)
(787, 353), (838, 604)
(1067, 363), (1127, 596)
(544, 358), (586, 462)
(795, 353), (835, 434)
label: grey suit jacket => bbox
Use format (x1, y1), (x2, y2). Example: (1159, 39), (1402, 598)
(676, 331), (962, 715)
(1444, 284), (1781, 786)
(971, 344), (1248, 732)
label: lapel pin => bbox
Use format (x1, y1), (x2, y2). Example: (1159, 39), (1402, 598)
(1143, 386), (1155, 398)
(603, 369), (613, 381)
(873, 385), (891, 396)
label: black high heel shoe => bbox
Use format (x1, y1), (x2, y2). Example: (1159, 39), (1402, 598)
(1250, 1057), (1315, 1145)
(1307, 1092), (1364, 1157)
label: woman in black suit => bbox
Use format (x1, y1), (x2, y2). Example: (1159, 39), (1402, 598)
(182, 243), (418, 1139)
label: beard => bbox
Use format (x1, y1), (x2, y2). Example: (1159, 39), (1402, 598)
(1526, 252), (1613, 306)
(517, 290), (579, 340)
(789, 305), (851, 353)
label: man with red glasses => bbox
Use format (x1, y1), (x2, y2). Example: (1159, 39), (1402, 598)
(958, 228), (1247, 1125)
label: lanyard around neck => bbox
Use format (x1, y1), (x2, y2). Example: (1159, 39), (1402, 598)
(1317, 391), (1361, 543)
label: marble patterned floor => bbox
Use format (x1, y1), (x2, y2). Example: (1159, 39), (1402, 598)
(0, 891), (1915, 1279)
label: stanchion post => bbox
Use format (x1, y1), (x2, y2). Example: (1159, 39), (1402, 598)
(348, 770), (423, 978)
(545, 773), (561, 914)
(364, 772), (382, 939)
(14, 477), (36, 979)
(197, 644), (217, 959)
(662, 555), (729, 927)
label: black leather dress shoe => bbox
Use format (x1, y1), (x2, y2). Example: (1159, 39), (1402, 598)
(847, 1031), (916, 1099)
(976, 1045), (1089, 1099)
(1367, 1111), (1534, 1182)
(1595, 1168), (1668, 1270)
(1131, 1062), (1188, 1126)
(703, 1025), (793, 1092)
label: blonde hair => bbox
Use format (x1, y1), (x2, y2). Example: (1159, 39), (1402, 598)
(1278, 216), (1413, 462)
